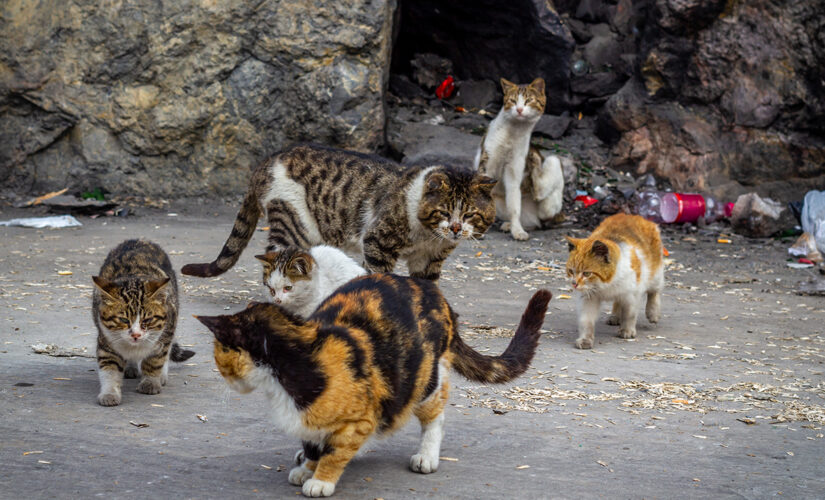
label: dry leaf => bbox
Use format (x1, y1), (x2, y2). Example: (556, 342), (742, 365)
(558, 294), (571, 299)
(439, 457), (459, 462)
(37, 460), (51, 464)
(57, 271), (73, 276)
(596, 460), (609, 467)
(515, 465), (530, 469)
(52, 377), (71, 381)
(196, 414), (208, 423)
(23, 451), (44, 456)
(129, 421), (149, 428)
(260, 464), (272, 470)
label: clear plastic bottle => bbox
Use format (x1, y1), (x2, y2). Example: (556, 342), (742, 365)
(639, 192), (731, 224)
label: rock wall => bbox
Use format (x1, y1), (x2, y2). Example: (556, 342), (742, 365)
(590, 0), (825, 201)
(0, 0), (395, 197)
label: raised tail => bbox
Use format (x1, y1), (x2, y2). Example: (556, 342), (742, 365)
(170, 342), (195, 362)
(181, 189), (261, 277)
(450, 289), (551, 384)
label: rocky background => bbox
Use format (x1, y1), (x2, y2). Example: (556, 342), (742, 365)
(1, 0), (823, 202)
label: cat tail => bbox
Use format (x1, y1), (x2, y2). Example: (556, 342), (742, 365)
(170, 342), (195, 362)
(450, 289), (551, 384)
(181, 188), (261, 277)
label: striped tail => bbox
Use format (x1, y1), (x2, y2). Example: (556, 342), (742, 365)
(450, 289), (551, 384)
(170, 342), (195, 362)
(181, 189), (261, 277)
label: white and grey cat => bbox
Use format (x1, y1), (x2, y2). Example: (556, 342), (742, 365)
(474, 78), (564, 241)
(255, 245), (366, 318)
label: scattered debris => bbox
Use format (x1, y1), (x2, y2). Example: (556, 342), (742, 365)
(196, 414), (208, 423)
(15, 187), (69, 207)
(0, 215), (82, 229)
(31, 343), (94, 359)
(129, 421), (149, 428)
(730, 192), (793, 238)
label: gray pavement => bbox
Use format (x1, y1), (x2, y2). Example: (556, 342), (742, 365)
(1, 202), (823, 499)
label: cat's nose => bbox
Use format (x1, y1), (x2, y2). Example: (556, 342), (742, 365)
(274, 298), (281, 304)
(516, 106), (524, 115)
(450, 222), (462, 235)
(571, 281), (578, 288)
(131, 331), (142, 340)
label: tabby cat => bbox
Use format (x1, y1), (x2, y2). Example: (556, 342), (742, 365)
(565, 214), (664, 349)
(196, 274), (552, 497)
(182, 143), (497, 282)
(475, 78), (563, 240)
(255, 245), (366, 318)
(92, 239), (194, 406)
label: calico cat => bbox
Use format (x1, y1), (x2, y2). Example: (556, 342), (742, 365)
(474, 78), (564, 240)
(182, 143), (497, 282)
(255, 245), (366, 318)
(92, 239), (194, 406)
(196, 274), (552, 497)
(565, 214), (664, 349)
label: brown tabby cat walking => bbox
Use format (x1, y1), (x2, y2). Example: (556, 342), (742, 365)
(181, 143), (497, 281)
(196, 274), (552, 497)
(92, 239), (194, 406)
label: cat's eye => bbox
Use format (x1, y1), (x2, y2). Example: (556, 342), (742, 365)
(284, 286), (293, 292)
(462, 212), (476, 221)
(119, 317), (130, 325)
(582, 271), (592, 278)
(439, 210), (451, 219)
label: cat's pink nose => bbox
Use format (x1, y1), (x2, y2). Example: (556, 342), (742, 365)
(131, 331), (142, 340)
(571, 281), (578, 289)
(516, 106), (524, 114)
(274, 298), (281, 304)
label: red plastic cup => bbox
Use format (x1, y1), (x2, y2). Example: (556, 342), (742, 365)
(661, 193), (706, 223)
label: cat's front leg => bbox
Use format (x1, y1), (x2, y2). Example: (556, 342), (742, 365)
(137, 349), (170, 395)
(97, 365), (124, 406)
(407, 245), (454, 282)
(616, 298), (639, 339)
(576, 297), (601, 349)
(304, 422), (373, 497)
(362, 226), (402, 274)
(606, 302), (621, 325)
(503, 168), (528, 241)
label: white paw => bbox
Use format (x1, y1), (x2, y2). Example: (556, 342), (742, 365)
(511, 228), (529, 241)
(294, 449), (306, 465)
(500, 221), (511, 232)
(302, 478), (336, 497)
(289, 465), (313, 486)
(97, 392), (121, 406)
(410, 453), (439, 474)
(618, 328), (636, 339)
(575, 336), (593, 349)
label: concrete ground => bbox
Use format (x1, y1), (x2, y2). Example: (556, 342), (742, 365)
(1, 202), (823, 499)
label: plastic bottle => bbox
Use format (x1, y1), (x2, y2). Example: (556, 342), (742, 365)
(638, 192), (732, 224)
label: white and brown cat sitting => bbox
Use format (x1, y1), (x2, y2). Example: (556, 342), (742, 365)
(474, 77), (564, 241)
(196, 274), (552, 497)
(565, 214), (664, 349)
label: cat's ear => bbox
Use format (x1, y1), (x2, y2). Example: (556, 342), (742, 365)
(565, 236), (580, 252)
(472, 175), (497, 194)
(591, 240), (610, 263)
(288, 252), (313, 276)
(255, 253), (277, 269)
(92, 276), (119, 300)
(195, 314), (244, 348)
(425, 172), (448, 193)
(529, 77), (545, 94)
(145, 277), (171, 298)
(500, 78), (517, 92)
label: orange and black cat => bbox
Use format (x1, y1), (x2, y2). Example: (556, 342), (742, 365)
(182, 143), (497, 281)
(196, 274), (551, 497)
(565, 214), (664, 349)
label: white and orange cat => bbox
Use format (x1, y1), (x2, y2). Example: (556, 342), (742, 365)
(565, 214), (664, 349)
(474, 77), (564, 241)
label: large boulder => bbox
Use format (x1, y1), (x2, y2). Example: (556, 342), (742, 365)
(0, 0), (395, 197)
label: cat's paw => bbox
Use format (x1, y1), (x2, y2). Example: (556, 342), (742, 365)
(302, 478), (335, 497)
(124, 365), (139, 379)
(136, 379), (162, 395)
(410, 453), (439, 474)
(294, 449), (306, 465)
(606, 315), (620, 326)
(575, 337), (593, 349)
(617, 328), (636, 339)
(500, 222), (511, 232)
(97, 392), (121, 406)
(289, 465), (313, 486)
(646, 313), (660, 324)
(511, 228), (529, 241)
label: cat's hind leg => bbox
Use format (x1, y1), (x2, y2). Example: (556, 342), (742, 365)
(410, 375), (449, 474)
(576, 297), (601, 349)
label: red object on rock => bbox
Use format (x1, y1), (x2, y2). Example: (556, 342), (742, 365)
(435, 76), (455, 99)
(575, 195), (599, 207)
(798, 258), (815, 265)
